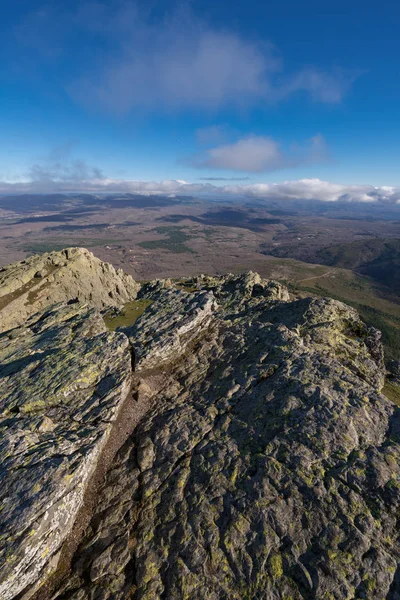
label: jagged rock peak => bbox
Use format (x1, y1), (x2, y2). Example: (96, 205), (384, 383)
(0, 247), (140, 333)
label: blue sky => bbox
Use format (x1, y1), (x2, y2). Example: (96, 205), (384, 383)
(1, 0), (400, 202)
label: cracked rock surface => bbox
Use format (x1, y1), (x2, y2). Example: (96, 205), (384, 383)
(0, 252), (399, 600)
(0, 247), (140, 333)
(49, 273), (399, 600)
(0, 303), (133, 600)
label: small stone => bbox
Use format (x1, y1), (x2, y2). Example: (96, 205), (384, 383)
(37, 416), (56, 432)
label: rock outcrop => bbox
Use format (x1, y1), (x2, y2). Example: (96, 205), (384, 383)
(0, 248), (140, 333)
(0, 254), (399, 600)
(0, 303), (134, 600)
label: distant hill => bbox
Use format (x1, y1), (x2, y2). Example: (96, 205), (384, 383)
(317, 238), (400, 291)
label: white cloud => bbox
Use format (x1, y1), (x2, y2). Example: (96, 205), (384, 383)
(282, 68), (362, 103)
(188, 134), (330, 173)
(221, 179), (400, 203)
(13, 3), (361, 114)
(196, 125), (230, 146)
(199, 177), (251, 181)
(194, 136), (282, 172)
(1, 172), (400, 205)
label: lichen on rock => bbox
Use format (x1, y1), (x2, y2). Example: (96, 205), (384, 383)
(0, 248), (140, 333)
(49, 273), (400, 600)
(0, 255), (399, 600)
(0, 303), (133, 600)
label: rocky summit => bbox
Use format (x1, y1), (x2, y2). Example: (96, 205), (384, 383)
(0, 251), (399, 600)
(0, 247), (140, 333)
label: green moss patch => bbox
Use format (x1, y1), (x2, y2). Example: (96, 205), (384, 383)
(269, 553), (283, 579)
(175, 281), (198, 293)
(383, 381), (400, 407)
(103, 300), (152, 331)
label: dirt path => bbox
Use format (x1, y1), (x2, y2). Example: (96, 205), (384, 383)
(296, 268), (338, 284)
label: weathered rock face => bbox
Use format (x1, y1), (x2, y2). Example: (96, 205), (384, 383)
(128, 288), (218, 370)
(0, 248), (140, 333)
(0, 258), (399, 600)
(0, 303), (133, 600)
(51, 273), (398, 600)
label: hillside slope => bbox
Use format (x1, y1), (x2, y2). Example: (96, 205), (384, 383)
(317, 238), (400, 292)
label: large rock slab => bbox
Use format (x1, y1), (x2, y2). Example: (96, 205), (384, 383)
(52, 274), (400, 600)
(0, 248), (140, 333)
(0, 303), (133, 600)
(126, 286), (218, 370)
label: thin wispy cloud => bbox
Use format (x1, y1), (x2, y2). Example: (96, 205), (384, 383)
(280, 67), (363, 103)
(187, 134), (330, 173)
(11, 2), (361, 115)
(28, 160), (104, 184)
(196, 125), (231, 146)
(199, 177), (252, 181)
(27, 143), (105, 184)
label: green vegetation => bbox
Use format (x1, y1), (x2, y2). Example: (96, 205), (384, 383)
(349, 305), (400, 363)
(174, 279), (198, 293)
(269, 553), (283, 578)
(22, 242), (72, 254)
(203, 227), (218, 241)
(317, 238), (400, 293)
(383, 382), (400, 407)
(253, 257), (336, 283)
(318, 238), (400, 270)
(103, 299), (152, 331)
(152, 226), (190, 235)
(138, 227), (195, 254)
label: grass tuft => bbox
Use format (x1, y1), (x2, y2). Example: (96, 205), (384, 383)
(103, 299), (152, 331)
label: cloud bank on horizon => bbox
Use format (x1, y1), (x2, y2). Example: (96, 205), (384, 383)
(1, 174), (399, 205)
(1, 143), (397, 204)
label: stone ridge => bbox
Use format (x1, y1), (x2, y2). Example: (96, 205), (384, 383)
(0, 254), (399, 600)
(0, 247), (140, 333)
(52, 272), (399, 600)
